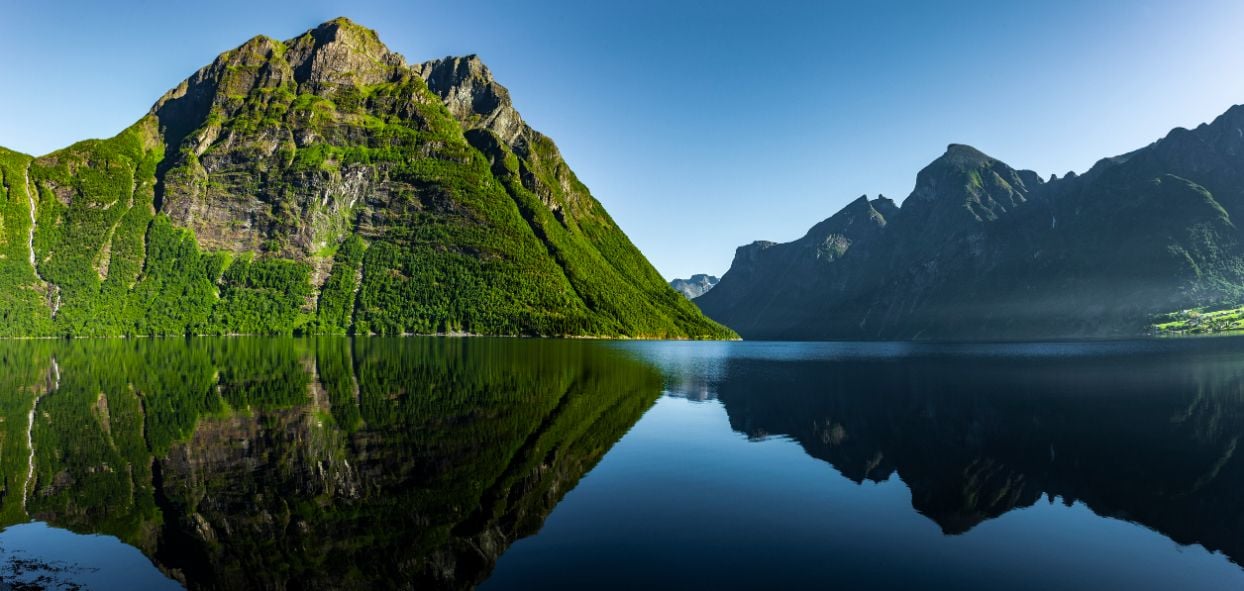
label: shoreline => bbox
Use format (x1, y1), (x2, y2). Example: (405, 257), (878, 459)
(0, 332), (743, 342)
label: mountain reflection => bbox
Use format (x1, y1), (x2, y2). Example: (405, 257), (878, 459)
(0, 338), (661, 590)
(708, 345), (1244, 564)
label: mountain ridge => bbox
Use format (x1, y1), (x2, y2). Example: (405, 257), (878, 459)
(697, 105), (1244, 340)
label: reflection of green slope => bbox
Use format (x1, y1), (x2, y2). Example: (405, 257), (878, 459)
(156, 338), (661, 590)
(29, 351), (161, 549)
(11, 339), (238, 551)
(0, 337), (659, 590)
(211, 338), (314, 410)
(0, 342), (54, 527)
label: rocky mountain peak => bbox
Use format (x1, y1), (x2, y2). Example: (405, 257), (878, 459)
(904, 144), (1039, 225)
(909, 144), (993, 201)
(413, 53), (590, 218)
(420, 54), (493, 87)
(842, 193), (873, 211)
(151, 18), (403, 112)
(285, 17), (407, 88)
(416, 54), (526, 146)
(148, 18), (410, 168)
(940, 143), (993, 167)
(1198, 103), (1244, 135)
(793, 195), (890, 265)
(872, 195), (899, 218)
(0, 18), (736, 339)
(805, 195), (887, 236)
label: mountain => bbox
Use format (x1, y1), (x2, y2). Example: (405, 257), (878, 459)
(669, 274), (719, 299)
(697, 111), (1244, 340)
(0, 18), (734, 339)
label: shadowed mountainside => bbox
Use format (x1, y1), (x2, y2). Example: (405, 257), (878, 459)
(699, 112), (1244, 340)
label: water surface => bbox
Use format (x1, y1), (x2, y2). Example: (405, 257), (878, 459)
(0, 337), (1241, 589)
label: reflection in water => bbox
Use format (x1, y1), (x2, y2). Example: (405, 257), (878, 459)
(2, 338), (1244, 589)
(0, 522), (181, 590)
(645, 341), (1244, 565)
(0, 338), (661, 590)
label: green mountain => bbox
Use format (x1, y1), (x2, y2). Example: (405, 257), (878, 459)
(698, 109), (1244, 340)
(0, 18), (733, 339)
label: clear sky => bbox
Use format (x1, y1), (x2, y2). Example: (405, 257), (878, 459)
(4, 1), (1244, 280)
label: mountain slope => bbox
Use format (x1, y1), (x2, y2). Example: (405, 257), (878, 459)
(698, 110), (1244, 340)
(0, 18), (733, 339)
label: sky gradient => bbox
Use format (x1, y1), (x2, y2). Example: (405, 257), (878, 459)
(4, 0), (1244, 279)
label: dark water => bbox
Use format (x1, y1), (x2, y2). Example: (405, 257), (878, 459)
(0, 338), (1242, 590)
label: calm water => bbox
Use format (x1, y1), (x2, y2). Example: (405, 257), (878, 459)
(0, 337), (1242, 589)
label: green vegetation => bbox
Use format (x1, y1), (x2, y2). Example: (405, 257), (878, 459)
(1152, 304), (1244, 336)
(0, 149), (55, 337)
(208, 256), (314, 335)
(0, 340), (54, 527)
(129, 216), (218, 335)
(314, 233), (366, 334)
(27, 121), (163, 337)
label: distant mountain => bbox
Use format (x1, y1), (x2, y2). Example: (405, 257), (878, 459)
(669, 274), (719, 299)
(698, 108), (1244, 340)
(0, 18), (734, 339)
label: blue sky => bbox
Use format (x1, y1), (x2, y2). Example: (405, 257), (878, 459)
(4, 1), (1244, 279)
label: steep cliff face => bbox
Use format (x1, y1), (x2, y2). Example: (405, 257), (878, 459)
(0, 18), (733, 339)
(150, 23), (410, 259)
(699, 109), (1244, 339)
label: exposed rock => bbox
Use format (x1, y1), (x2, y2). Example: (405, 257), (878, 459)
(669, 274), (719, 299)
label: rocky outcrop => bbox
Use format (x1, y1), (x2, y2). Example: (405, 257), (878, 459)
(417, 55), (526, 147)
(149, 19), (416, 260)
